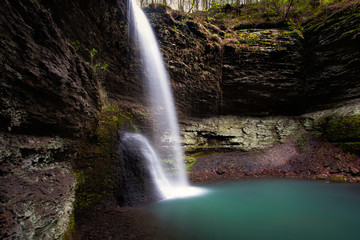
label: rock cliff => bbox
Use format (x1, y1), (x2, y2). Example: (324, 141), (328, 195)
(303, 1), (360, 110)
(0, 0), (132, 238)
(146, 2), (359, 117)
(0, 0), (97, 238)
(0, 0), (359, 239)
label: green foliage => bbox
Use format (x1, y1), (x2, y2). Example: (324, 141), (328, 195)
(89, 48), (97, 68)
(69, 42), (109, 72)
(237, 32), (260, 44)
(212, 0), (227, 10)
(71, 40), (80, 52)
(89, 48), (98, 58)
(259, 0), (337, 20)
(119, 20), (127, 29)
(94, 62), (109, 71)
(288, 19), (305, 38)
(85, 48), (109, 73)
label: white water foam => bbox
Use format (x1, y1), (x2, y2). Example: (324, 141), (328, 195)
(123, 133), (206, 200)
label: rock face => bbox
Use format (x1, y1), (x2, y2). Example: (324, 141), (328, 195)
(301, 102), (360, 156)
(303, 2), (360, 110)
(144, 5), (223, 117)
(0, 0), (100, 136)
(0, 133), (76, 239)
(0, 0), (150, 238)
(221, 29), (304, 115)
(146, 3), (359, 117)
(116, 133), (163, 206)
(181, 116), (300, 153)
(0, 0), (109, 239)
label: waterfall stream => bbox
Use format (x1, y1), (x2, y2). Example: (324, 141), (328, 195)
(127, 0), (204, 200)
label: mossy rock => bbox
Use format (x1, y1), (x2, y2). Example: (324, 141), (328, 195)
(330, 175), (348, 182)
(73, 104), (137, 215)
(323, 116), (360, 142)
(185, 155), (197, 169)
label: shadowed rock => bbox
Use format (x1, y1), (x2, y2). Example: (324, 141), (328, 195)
(116, 132), (163, 206)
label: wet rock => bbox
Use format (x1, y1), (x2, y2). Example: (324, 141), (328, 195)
(0, 0), (114, 238)
(116, 133), (163, 207)
(186, 20), (207, 38)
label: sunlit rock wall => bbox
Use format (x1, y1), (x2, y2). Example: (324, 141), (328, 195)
(181, 116), (300, 153)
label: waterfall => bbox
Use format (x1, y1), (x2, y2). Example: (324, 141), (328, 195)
(127, 0), (204, 200)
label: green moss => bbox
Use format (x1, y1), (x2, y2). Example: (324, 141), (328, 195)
(295, 133), (309, 152)
(73, 103), (137, 215)
(305, 0), (360, 34)
(277, 30), (292, 40)
(343, 28), (360, 38)
(310, 130), (323, 138)
(238, 32), (260, 44)
(185, 155), (197, 169)
(73, 170), (85, 187)
(316, 115), (360, 156)
(62, 214), (79, 240)
(330, 175), (347, 182)
(324, 116), (360, 142)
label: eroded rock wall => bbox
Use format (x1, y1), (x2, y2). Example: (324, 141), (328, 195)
(181, 116), (300, 153)
(146, 2), (359, 118)
(0, 0), (100, 136)
(144, 5), (223, 117)
(303, 2), (360, 110)
(0, 1), (99, 238)
(221, 28), (304, 115)
(301, 101), (360, 155)
(0, 0), (125, 238)
(0, 134), (75, 239)
(147, 2), (359, 158)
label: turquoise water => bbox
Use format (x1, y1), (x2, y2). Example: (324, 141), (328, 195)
(148, 179), (360, 240)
